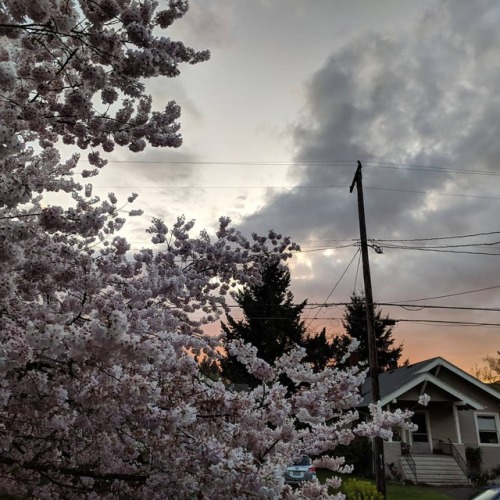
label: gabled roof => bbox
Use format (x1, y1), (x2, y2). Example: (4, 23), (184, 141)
(359, 356), (500, 409)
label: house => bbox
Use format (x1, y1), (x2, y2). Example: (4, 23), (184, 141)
(358, 357), (500, 485)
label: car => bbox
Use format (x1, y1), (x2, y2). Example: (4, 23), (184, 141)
(466, 486), (500, 500)
(284, 455), (317, 486)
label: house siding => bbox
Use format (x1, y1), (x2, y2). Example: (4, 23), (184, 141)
(432, 367), (500, 472)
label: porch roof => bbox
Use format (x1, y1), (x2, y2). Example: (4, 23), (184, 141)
(358, 356), (498, 409)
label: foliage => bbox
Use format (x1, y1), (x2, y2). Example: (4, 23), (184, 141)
(302, 328), (337, 372)
(491, 464), (500, 478)
(318, 472), (455, 500)
(334, 437), (373, 478)
(465, 449), (500, 487)
(332, 292), (404, 372)
(471, 351), (500, 383)
(342, 478), (383, 499)
(220, 262), (305, 386)
(466, 446), (483, 475)
(220, 262), (335, 386)
(0, 1), (417, 498)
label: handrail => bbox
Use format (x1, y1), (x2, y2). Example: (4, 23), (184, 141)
(448, 438), (468, 478)
(401, 444), (417, 483)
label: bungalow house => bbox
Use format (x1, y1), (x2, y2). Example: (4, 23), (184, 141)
(358, 357), (500, 485)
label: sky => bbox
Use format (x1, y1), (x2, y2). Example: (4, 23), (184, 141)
(87, 0), (500, 373)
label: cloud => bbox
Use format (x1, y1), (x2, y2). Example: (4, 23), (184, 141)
(235, 0), (500, 365)
(241, 0), (500, 249)
(172, 1), (235, 50)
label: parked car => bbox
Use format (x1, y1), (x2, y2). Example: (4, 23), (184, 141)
(284, 455), (317, 485)
(466, 486), (500, 500)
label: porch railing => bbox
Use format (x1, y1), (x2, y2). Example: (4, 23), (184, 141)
(401, 445), (417, 483)
(447, 438), (468, 478)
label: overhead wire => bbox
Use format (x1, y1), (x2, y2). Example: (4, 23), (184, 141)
(79, 157), (500, 178)
(308, 302), (500, 313)
(306, 249), (360, 329)
(298, 316), (500, 328)
(78, 157), (500, 332)
(87, 181), (500, 201)
(390, 284), (500, 303)
(379, 246), (500, 256)
(376, 230), (500, 242)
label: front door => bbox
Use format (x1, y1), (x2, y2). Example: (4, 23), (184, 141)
(411, 411), (432, 453)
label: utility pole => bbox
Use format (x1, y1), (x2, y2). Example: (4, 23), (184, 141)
(350, 160), (386, 499)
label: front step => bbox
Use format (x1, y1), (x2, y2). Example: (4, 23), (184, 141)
(400, 454), (470, 486)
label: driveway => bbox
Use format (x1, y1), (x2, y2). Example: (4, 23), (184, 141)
(437, 487), (474, 499)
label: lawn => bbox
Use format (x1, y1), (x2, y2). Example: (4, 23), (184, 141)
(316, 470), (455, 499)
(384, 482), (455, 500)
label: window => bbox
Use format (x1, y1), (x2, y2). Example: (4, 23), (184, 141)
(476, 414), (500, 445)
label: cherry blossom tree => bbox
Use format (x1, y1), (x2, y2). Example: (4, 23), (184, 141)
(0, 1), (417, 498)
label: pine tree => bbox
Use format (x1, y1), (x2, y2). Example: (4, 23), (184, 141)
(332, 292), (403, 372)
(220, 262), (332, 385)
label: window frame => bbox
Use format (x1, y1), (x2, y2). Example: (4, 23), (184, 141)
(474, 412), (500, 447)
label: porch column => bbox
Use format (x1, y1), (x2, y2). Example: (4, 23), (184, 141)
(452, 402), (463, 443)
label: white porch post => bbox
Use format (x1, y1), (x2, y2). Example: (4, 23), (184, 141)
(452, 402), (463, 443)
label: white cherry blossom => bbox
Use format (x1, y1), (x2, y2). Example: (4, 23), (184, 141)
(0, 1), (416, 497)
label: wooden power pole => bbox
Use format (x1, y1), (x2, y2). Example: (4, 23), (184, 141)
(350, 160), (386, 499)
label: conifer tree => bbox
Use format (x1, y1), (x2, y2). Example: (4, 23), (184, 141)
(332, 292), (403, 372)
(220, 262), (336, 385)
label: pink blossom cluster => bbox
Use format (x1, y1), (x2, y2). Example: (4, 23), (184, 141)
(355, 403), (418, 441)
(0, 0), (209, 160)
(0, 2), (419, 498)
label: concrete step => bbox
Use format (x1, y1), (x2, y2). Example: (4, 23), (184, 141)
(400, 454), (470, 486)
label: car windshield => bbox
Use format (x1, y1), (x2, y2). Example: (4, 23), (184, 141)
(293, 455), (312, 466)
(467, 489), (500, 500)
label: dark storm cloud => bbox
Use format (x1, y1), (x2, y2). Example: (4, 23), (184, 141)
(236, 0), (500, 364)
(241, 0), (500, 249)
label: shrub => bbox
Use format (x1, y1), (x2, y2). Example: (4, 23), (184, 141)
(343, 479), (383, 499)
(466, 446), (482, 476)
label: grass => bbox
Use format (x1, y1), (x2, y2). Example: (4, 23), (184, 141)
(384, 482), (455, 500)
(316, 470), (456, 499)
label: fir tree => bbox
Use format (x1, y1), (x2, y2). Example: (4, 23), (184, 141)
(220, 262), (333, 385)
(302, 328), (336, 372)
(332, 292), (403, 372)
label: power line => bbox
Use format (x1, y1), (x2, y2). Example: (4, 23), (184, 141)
(382, 241), (500, 249)
(364, 186), (500, 201)
(80, 158), (500, 178)
(306, 249), (360, 329)
(320, 302), (500, 313)
(227, 302), (500, 313)
(395, 318), (500, 327)
(376, 303), (500, 313)
(287, 315), (500, 329)
(364, 160), (500, 178)
(380, 246), (500, 256)
(89, 184), (348, 190)
(295, 244), (500, 256)
(391, 284), (500, 303)
(87, 182), (500, 201)
(299, 244), (355, 253)
(377, 230), (500, 242)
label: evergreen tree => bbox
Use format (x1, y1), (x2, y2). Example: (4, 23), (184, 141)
(220, 262), (332, 385)
(332, 292), (403, 372)
(302, 328), (336, 372)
